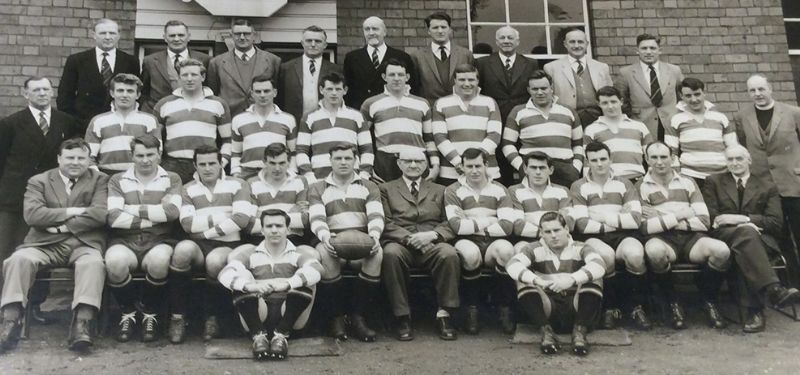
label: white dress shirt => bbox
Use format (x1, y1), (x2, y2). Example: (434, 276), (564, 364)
(96, 47), (117, 72)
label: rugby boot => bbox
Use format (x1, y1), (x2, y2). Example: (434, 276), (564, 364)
(539, 325), (560, 355)
(329, 315), (348, 341)
(350, 314), (376, 342)
(742, 310), (766, 333)
(630, 305), (652, 331)
(269, 331), (289, 360)
(668, 302), (686, 330)
(203, 315), (220, 341)
(464, 305), (480, 335)
(572, 325), (590, 356)
(168, 314), (187, 343)
(766, 285), (800, 308)
(498, 306), (515, 334)
(0, 318), (21, 352)
(251, 331), (270, 361)
(703, 301), (727, 329)
(141, 312), (159, 342)
(116, 311), (137, 343)
(601, 308), (621, 330)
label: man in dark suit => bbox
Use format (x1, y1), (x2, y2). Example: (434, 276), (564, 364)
(410, 12), (474, 106)
(277, 25), (342, 122)
(140, 20), (211, 114)
(475, 25), (539, 186)
(702, 145), (800, 332)
(343, 16), (416, 110)
(380, 149), (459, 341)
(57, 18), (140, 132)
(0, 138), (107, 353)
(735, 74), (800, 287)
(207, 19), (282, 117)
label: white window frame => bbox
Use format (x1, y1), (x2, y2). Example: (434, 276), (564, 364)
(786, 17), (800, 55)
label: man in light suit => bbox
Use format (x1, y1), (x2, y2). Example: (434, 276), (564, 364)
(544, 28), (612, 128)
(702, 145), (800, 332)
(616, 33), (683, 141)
(57, 18), (140, 132)
(140, 20), (211, 115)
(277, 25), (342, 122)
(207, 19), (282, 117)
(734, 74), (800, 286)
(410, 12), (474, 105)
(0, 138), (107, 353)
(380, 149), (459, 342)
(475, 26), (539, 186)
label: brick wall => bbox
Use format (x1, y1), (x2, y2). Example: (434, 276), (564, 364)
(0, 0), (136, 117)
(591, 0), (797, 113)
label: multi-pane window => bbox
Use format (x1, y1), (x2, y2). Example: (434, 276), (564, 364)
(782, 0), (800, 102)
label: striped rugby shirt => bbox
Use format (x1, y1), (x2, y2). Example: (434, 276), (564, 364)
(360, 88), (438, 165)
(432, 93), (502, 180)
(179, 175), (254, 242)
(218, 240), (323, 293)
(154, 87), (232, 162)
(248, 171), (310, 237)
(583, 115), (652, 180)
(308, 173), (384, 242)
(508, 179), (572, 239)
(85, 108), (161, 173)
(507, 239), (606, 293)
(230, 104), (297, 176)
(570, 171), (642, 234)
(665, 101), (737, 179)
(107, 166), (183, 238)
(444, 177), (515, 237)
(636, 171), (710, 235)
(297, 104), (374, 179)
(502, 99), (584, 172)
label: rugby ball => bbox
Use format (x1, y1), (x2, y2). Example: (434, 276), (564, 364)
(330, 230), (375, 260)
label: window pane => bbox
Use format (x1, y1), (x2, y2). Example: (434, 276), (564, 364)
(786, 22), (800, 49)
(470, 0), (506, 23)
(548, 0), (585, 23)
(516, 26), (549, 55)
(784, 0), (800, 18)
(550, 25), (585, 55)
(471, 25), (500, 54)
(508, 0), (544, 23)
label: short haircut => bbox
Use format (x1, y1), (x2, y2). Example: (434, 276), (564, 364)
(539, 211), (568, 229)
(383, 58), (408, 74)
(328, 143), (356, 156)
(462, 148), (488, 165)
(163, 20), (188, 33)
(636, 33), (661, 46)
(563, 27), (586, 39)
(495, 25), (520, 39)
(192, 145), (221, 164)
(262, 143), (289, 160)
(424, 11), (451, 28)
(251, 74), (275, 89)
(319, 71), (345, 88)
(231, 19), (254, 29)
(595, 85), (621, 100)
(176, 58), (206, 75)
(528, 70), (553, 87)
(93, 18), (118, 31)
(679, 77), (705, 92)
(584, 141), (611, 157)
(523, 151), (552, 168)
(23, 76), (52, 89)
(725, 144), (751, 159)
(131, 134), (161, 152)
(260, 208), (290, 227)
(454, 63), (478, 77)
(58, 138), (90, 155)
(645, 141), (673, 157)
(303, 25), (327, 40)
(109, 73), (143, 92)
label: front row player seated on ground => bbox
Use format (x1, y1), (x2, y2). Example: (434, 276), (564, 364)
(571, 141), (651, 330)
(168, 145), (254, 343)
(506, 211), (605, 357)
(218, 209), (322, 361)
(105, 134), (183, 343)
(638, 141), (731, 330)
(309, 143), (384, 342)
(0, 139), (108, 353)
(444, 148), (515, 334)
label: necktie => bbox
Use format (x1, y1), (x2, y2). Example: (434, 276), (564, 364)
(648, 64), (663, 107)
(505, 57), (512, 71)
(504, 57), (513, 84)
(410, 181), (418, 198)
(576, 60), (584, 76)
(241, 53), (249, 62)
(309, 59), (316, 75)
(439, 45), (447, 61)
(68, 178), (77, 193)
(101, 52), (112, 87)
(173, 54), (181, 72)
(38, 111), (49, 134)
(371, 48), (380, 69)
(737, 178), (744, 208)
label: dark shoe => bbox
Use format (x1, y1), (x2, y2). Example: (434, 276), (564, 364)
(251, 331), (270, 361)
(498, 306), (515, 334)
(203, 316), (219, 341)
(395, 316), (414, 341)
(572, 325), (590, 356)
(168, 315), (186, 344)
(350, 315), (376, 342)
(269, 332), (289, 360)
(668, 302), (686, 330)
(601, 308), (622, 330)
(30, 304), (53, 325)
(68, 316), (94, 352)
(630, 305), (652, 331)
(539, 325), (560, 355)
(329, 315), (348, 341)
(141, 313), (159, 342)
(743, 310), (766, 333)
(437, 316), (457, 341)
(116, 311), (137, 343)
(703, 301), (727, 329)
(767, 286), (800, 308)
(0, 319), (22, 352)
(464, 305), (480, 335)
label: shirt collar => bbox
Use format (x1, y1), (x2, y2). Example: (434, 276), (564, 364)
(640, 60), (659, 73)
(122, 166), (170, 182)
(256, 239), (297, 255)
(457, 175), (490, 192)
(245, 103), (283, 115)
(499, 53), (516, 65)
(191, 172), (227, 186)
(324, 172), (360, 186)
(28, 106), (51, 121)
(383, 85), (411, 97)
(676, 100), (716, 113)
(402, 176), (422, 191)
(755, 101), (775, 111)
(171, 86), (215, 98)
(431, 41), (451, 56)
(586, 169), (616, 184)
(167, 49), (189, 60)
(96, 47), (116, 58)
(235, 48), (256, 60)
(525, 97), (560, 113)
(58, 171), (75, 188)
(302, 54), (322, 65)
(642, 170), (681, 186)
(521, 177), (552, 191)
(369, 43), (386, 55)
(732, 173), (750, 186)
(593, 114), (633, 126)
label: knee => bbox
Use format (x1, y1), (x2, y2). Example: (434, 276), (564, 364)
(171, 241), (197, 268)
(619, 246), (646, 273)
(644, 242), (671, 271)
(455, 240), (481, 271)
(145, 256), (172, 279)
(205, 252), (229, 278)
(493, 242), (516, 268)
(513, 241), (529, 254)
(104, 254), (131, 281)
(228, 244), (255, 263)
(709, 241), (731, 261)
(296, 245), (319, 262)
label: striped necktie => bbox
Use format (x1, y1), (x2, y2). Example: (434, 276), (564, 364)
(648, 64), (663, 107)
(371, 48), (380, 69)
(101, 52), (112, 87)
(38, 111), (49, 135)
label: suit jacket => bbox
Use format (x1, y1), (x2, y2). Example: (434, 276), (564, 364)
(343, 45), (416, 109)
(734, 101), (800, 197)
(21, 168), (108, 250)
(616, 61), (683, 136)
(276, 57), (342, 121)
(57, 48), (140, 129)
(702, 172), (783, 251)
(207, 48), (281, 116)
(476, 53), (539, 122)
(379, 178), (455, 246)
(140, 50), (211, 114)
(544, 56), (613, 111)
(410, 44), (474, 105)
(0, 108), (79, 212)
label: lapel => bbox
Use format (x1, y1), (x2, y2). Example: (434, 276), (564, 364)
(393, 179), (415, 204)
(509, 54), (527, 87)
(417, 179), (433, 202)
(487, 54), (508, 88)
(220, 52), (247, 92)
(657, 63), (671, 96)
(719, 173), (739, 209)
(153, 51), (171, 86)
(742, 106), (765, 147)
(292, 58), (303, 88)
(741, 176), (759, 209)
(48, 170), (68, 208)
(632, 63), (651, 95)
(20, 109), (47, 142)
(448, 46), (462, 80)
(422, 48), (443, 86)
(252, 49), (269, 83)
(587, 59), (604, 89)
(559, 58), (576, 88)
(767, 102), (784, 142)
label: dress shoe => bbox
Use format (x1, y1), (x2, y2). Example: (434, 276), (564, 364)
(168, 315), (186, 344)
(767, 286), (800, 308)
(329, 315), (348, 341)
(743, 310), (766, 333)
(395, 316), (414, 341)
(203, 316), (219, 341)
(30, 304), (53, 325)
(539, 325), (560, 355)
(116, 311), (137, 343)
(703, 301), (727, 329)
(630, 305), (652, 331)
(68, 317), (94, 352)
(269, 331), (289, 360)
(436, 316), (457, 341)
(141, 312), (159, 342)
(601, 308), (622, 330)
(572, 325), (590, 356)
(464, 305), (480, 335)
(349, 315), (376, 342)
(0, 319), (22, 352)
(251, 331), (270, 361)
(668, 302), (686, 330)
